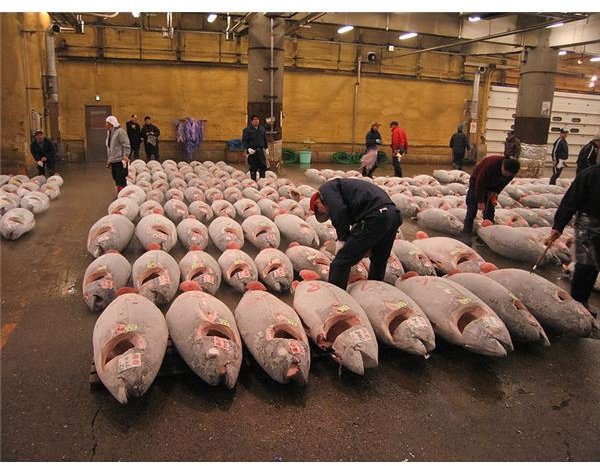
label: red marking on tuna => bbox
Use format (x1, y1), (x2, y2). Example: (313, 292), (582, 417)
(180, 280), (202, 292)
(148, 243), (161, 251)
(299, 269), (320, 281)
(415, 231), (428, 239)
(226, 242), (241, 250)
(190, 245), (204, 251)
(288, 242), (300, 248)
(480, 262), (497, 273)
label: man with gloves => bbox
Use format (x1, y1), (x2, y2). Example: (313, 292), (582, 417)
(390, 121), (408, 178)
(242, 114), (268, 181)
(310, 178), (402, 289)
(30, 130), (56, 176)
(550, 128), (569, 185)
(105, 115), (130, 193)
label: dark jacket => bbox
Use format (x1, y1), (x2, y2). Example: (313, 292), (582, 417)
(469, 155), (515, 204)
(504, 137), (521, 158)
(365, 129), (382, 150)
(141, 123), (160, 144)
(30, 138), (56, 162)
(242, 124), (267, 150)
(576, 140), (599, 175)
(551, 137), (569, 163)
(318, 178), (400, 241)
(449, 131), (469, 154)
(553, 164), (600, 233)
(126, 121), (142, 146)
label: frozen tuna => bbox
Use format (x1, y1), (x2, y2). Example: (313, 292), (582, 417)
(179, 250), (222, 295)
(413, 236), (496, 275)
(132, 249), (181, 304)
(163, 199), (189, 224)
(87, 214), (134, 257)
(208, 216), (244, 251)
(217, 246), (258, 292)
(241, 214), (281, 250)
(83, 252), (132, 312)
(392, 239), (436, 276)
(139, 200), (164, 218)
(0, 208), (35, 240)
(118, 185), (146, 205)
(234, 198), (261, 220)
(306, 215), (337, 243)
(135, 213), (178, 252)
(274, 214), (319, 247)
(188, 200), (214, 224)
(255, 248), (294, 292)
(20, 192), (50, 214)
(108, 197), (140, 222)
(285, 243), (331, 280)
(176, 217), (209, 251)
(416, 208), (463, 236)
(211, 199), (236, 219)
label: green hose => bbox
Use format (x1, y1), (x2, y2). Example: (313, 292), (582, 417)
(282, 148), (299, 164)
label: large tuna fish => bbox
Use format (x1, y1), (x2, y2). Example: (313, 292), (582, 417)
(0, 193), (18, 216)
(241, 214), (281, 250)
(293, 278), (378, 374)
(87, 214), (134, 257)
(235, 284), (311, 384)
(108, 197), (140, 222)
(135, 213), (178, 252)
(258, 198), (283, 220)
(413, 236), (496, 275)
(20, 192), (50, 214)
(274, 214), (319, 247)
(166, 282), (242, 388)
(139, 200), (164, 218)
(447, 273), (549, 346)
(391, 239), (436, 276)
(242, 187), (262, 202)
(361, 251), (406, 284)
(179, 249), (222, 295)
(396, 276), (513, 356)
(493, 209), (529, 227)
(306, 215), (337, 243)
(145, 189), (166, 205)
(211, 199), (236, 219)
(208, 216), (244, 251)
(0, 208), (35, 240)
(83, 252), (132, 312)
(184, 187), (206, 204)
(278, 199), (306, 218)
(163, 199), (189, 224)
(217, 246), (258, 292)
(416, 208), (463, 235)
(347, 280), (435, 357)
(486, 269), (596, 337)
(176, 217), (209, 251)
(93, 292), (168, 404)
(520, 194), (558, 209)
(285, 243), (331, 280)
(188, 200), (214, 224)
(222, 187), (243, 204)
(132, 248), (181, 304)
(117, 185), (146, 205)
(254, 248), (294, 292)
(476, 224), (558, 266)
(234, 198), (261, 220)
(510, 208), (551, 228)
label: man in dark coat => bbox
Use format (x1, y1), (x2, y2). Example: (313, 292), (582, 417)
(575, 134), (600, 175)
(242, 115), (268, 181)
(30, 130), (56, 176)
(362, 122), (382, 178)
(310, 178), (402, 289)
(503, 131), (521, 159)
(141, 116), (161, 161)
(126, 114), (142, 160)
(449, 125), (470, 170)
(549, 128), (569, 185)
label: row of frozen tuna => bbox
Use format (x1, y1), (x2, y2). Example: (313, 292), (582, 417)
(0, 174), (64, 240)
(93, 266), (597, 405)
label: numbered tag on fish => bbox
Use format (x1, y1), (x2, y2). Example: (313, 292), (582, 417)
(97, 233), (110, 243)
(158, 274), (171, 286)
(288, 340), (305, 354)
(457, 297), (472, 305)
(236, 269), (251, 279)
(349, 327), (371, 345)
(152, 231), (168, 241)
(117, 352), (142, 373)
(202, 274), (215, 285)
(213, 336), (233, 352)
(273, 267), (287, 278)
(217, 318), (231, 328)
(101, 278), (114, 289)
(336, 304), (350, 313)
(115, 322), (139, 334)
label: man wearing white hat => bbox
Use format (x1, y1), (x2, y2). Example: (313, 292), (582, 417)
(105, 115), (130, 193)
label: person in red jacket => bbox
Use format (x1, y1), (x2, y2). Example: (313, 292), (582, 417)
(463, 156), (520, 235)
(390, 121), (408, 177)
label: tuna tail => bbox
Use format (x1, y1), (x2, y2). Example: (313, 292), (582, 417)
(180, 280), (202, 293)
(288, 241), (300, 248)
(245, 281), (267, 292)
(415, 231), (429, 239)
(481, 219), (494, 227)
(190, 245), (204, 251)
(391, 316), (435, 357)
(117, 287), (138, 296)
(299, 269), (320, 281)
(480, 262), (497, 273)
(148, 242), (161, 251)
(226, 241), (241, 250)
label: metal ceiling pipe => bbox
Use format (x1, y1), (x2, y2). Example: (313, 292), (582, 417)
(285, 12), (326, 35)
(45, 28), (59, 103)
(227, 13), (256, 34)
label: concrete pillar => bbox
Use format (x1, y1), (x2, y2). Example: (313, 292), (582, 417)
(513, 30), (558, 177)
(247, 15), (284, 142)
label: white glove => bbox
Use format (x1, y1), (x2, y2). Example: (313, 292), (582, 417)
(247, 148), (256, 155)
(264, 148), (269, 157)
(556, 159), (565, 169)
(395, 151), (402, 160)
(37, 160), (44, 167)
(376, 139), (382, 144)
(335, 240), (345, 254)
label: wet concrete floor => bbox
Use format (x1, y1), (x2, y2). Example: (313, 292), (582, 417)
(1, 160), (599, 461)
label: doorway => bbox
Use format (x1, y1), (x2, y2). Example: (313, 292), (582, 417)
(85, 105), (112, 161)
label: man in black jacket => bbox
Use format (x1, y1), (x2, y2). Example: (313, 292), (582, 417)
(503, 131), (521, 159)
(449, 125), (470, 170)
(549, 128), (569, 185)
(242, 115), (268, 181)
(126, 114), (142, 160)
(141, 116), (161, 161)
(362, 122), (382, 178)
(30, 130), (56, 176)
(547, 164), (600, 312)
(576, 134), (600, 175)
(310, 178), (402, 289)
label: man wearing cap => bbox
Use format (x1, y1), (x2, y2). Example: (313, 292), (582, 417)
(105, 116), (130, 193)
(141, 115), (161, 161)
(503, 131), (521, 159)
(390, 121), (408, 177)
(310, 178), (402, 289)
(550, 128), (569, 185)
(546, 162), (600, 314)
(575, 134), (600, 175)
(362, 122), (383, 178)
(30, 130), (56, 176)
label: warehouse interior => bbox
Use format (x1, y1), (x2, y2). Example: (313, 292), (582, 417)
(1, 9), (600, 462)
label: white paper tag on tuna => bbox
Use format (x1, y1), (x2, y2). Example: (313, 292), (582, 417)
(117, 353), (142, 373)
(237, 269), (251, 279)
(478, 316), (498, 329)
(97, 234), (110, 243)
(101, 278), (114, 289)
(288, 340), (305, 354)
(349, 327), (371, 345)
(201, 274), (215, 285)
(213, 336), (233, 352)
(274, 267), (286, 278)
(320, 266), (329, 274)
(153, 231), (168, 241)
(190, 235), (199, 242)
(159, 274), (170, 285)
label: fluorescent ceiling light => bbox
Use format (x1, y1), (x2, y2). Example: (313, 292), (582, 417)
(558, 50), (567, 56)
(591, 57), (600, 62)
(207, 13), (217, 23)
(546, 22), (564, 29)
(131, 12), (140, 18)
(468, 16), (481, 22)
(399, 32), (418, 40)
(337, 25), (354, 34)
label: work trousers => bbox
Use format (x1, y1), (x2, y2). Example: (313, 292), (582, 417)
(130, 142), (141, 160)
(392, 152), (404, 177)
(463, 188), (495, 234)
(452, 152), (465, 170)
(361, 163), (377, 178)
(37, 158), (56, 177)
(110, 161), (128, 189)
(549, 164), (563, 185)
(571, 213), (600, 308)
(144, 142), (160, 161)
(248, 150), (267, 181)
(329, 206), (402, 289)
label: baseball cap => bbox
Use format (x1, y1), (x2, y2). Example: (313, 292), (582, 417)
(310, 192), (329, 223)
(560, 128), (568, 133)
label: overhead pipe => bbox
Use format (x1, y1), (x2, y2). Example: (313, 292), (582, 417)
(45, 27), (59, 103)
(227, 13), (256, 35)
(285, 12), (326, 35)
(351, 57), (362, 153)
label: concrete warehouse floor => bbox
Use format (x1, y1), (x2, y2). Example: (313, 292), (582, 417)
(1, 160), (599, 461)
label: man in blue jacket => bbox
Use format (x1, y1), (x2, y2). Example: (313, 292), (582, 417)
(30, 130), (56, 176)
(310, 178), (402, 289)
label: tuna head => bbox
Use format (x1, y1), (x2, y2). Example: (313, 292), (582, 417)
(456, 306), (513, 357)
(260, 337), (310, 385)
(189, 329), (242, 388)
(83, 271), (117, 312)
(387, 311), (435, 357)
